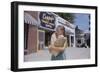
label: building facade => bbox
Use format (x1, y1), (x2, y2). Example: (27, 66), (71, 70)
(75, 26), (90, 48)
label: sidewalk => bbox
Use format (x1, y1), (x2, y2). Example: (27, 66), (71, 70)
(24, 49), (51, 62)
(24, 47), (90, 62)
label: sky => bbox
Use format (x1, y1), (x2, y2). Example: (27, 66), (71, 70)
(74, 13), (90, 31)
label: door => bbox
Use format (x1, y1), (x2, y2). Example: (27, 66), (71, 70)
(38, 30), (45, 50)
(71, 36), (74, 47)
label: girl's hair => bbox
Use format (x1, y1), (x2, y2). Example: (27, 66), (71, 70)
(60, 25), (66, 37)
(56, 25), (66, 37)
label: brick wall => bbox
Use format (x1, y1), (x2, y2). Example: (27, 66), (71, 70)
(27, 25), (38, 54)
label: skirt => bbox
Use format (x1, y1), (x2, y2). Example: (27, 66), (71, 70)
(51, 51), (66, 60)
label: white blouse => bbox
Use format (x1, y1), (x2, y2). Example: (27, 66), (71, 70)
(50, 33), (67, 56)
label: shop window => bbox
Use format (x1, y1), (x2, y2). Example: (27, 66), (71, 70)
(38, 29), (53, 49)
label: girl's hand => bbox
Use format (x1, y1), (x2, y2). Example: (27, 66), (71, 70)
(48, 45), (53, 53)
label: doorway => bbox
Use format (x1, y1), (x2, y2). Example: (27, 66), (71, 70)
(45, 31), (53, 47)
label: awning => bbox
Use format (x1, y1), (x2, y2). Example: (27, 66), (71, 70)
(24, 12), (39, 26)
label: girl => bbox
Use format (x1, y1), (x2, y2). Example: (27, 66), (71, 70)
(49, 25), (68, 60)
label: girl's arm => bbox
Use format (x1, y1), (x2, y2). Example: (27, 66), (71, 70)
(53, 40), (67, 52)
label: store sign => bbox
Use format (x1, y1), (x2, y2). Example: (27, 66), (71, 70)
(39, 12), (55, 29)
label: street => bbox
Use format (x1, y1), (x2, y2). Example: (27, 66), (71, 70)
(24, 47), (90, 62)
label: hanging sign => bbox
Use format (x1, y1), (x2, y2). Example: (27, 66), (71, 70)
(39, 12), (55, 29)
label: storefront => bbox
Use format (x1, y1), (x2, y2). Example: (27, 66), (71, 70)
(24, 11), (56, 55)
(24, 11), (39, 55)
(24, 11), (76, 55)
